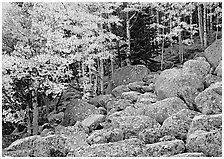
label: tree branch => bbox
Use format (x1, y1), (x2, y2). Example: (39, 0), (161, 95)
(129, 12), (139, 29)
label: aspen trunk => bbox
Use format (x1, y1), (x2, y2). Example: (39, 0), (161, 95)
(203, 4), (207, 48)
(26, 104), (32, 134)
(100, 58), (104, 94)
(32, 90), (38, 135)
(170, 18), (173, 54)
(117, 40), (121, 68)
(198, 4), (204, 49)
(216, 14), (219, 41)
(161, 26), (165, 70)
(126, 12), (131, 66)
(178, 30), (183, 64)
(110, 56), (114, 78)
(210, 7), (213, 30)
(190, 14), (193, 41)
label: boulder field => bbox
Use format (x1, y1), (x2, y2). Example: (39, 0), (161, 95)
(3, 39), (222, 157)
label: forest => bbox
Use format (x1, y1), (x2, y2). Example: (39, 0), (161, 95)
(1, 2), (222, 154)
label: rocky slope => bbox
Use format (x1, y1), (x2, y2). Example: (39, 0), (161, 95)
(2, 39), (222, 157)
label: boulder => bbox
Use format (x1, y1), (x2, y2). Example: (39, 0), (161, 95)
(182, 59), (210, 79)
(110, 116), (161, 139)
(155, 68), (204, 100)
(111, 85), (130, 97)
(109, 65), (150, 90)
(195, 82), (222, 115)
(88, 94), (115, 108)
(2, 149), (32, 157)
(106, 99), (132, 112)
(137, 92), (157, 104)
(141, 84), (155, 93)
(177, 86), (200, 110)
(61, 99), (100, 126)
(5, 135), (40, 151)
(214, 60), (222, 77)
(121, 91), (141, 102)
(204, 74), (222, 88)
(138, 128), (161, 144)
(204, 38), (222, 68)
(86, 128), (124, 145)
(127, 81), (145, 92)
(71, 138), (146, 157)
(145, 140), (185, 157)
(142, 73), (159, 84)
(81, 114), (105, 131)
(160, 109), (201, 141)
(186, 130), (222, 157)
(172, 152), (206, 157)
(159, 135), (177, 142)
(144, 97), (188, 124)
(188, 114), (222, 135)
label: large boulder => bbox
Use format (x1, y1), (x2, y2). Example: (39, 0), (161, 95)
(107, 65), (150, 93)
(204, 38), (222, 68)
(160, 109), (201, 141)
(109, 115), (161, 139)
(195, 82), (222, 115)
(2, 149), (32, 157)
(70, 138), (146, 157)
(144, 97), (188, 124)
(204, 74), (222, 88)
(136, 92), (157, 104)
(145, 140), (185, 157)
(186, 130), (222, 157)
(61, 99), (100, 126)
(214, 60), (222, 77)
(121, 91), (141, 102)
(106, 99), (132, 112)
(127, 81), (145, 92)
(182, 59), (210, 79)
(155, 68), (204, 100)
(111, 85), (130, 97)
(88, 94), (115, 108)
(138, 128), (161, 144)
(81, 114), (105, 131)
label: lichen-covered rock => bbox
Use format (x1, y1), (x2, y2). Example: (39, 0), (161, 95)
(172, 152), (206, 157)
(61, 99), (100, 126)
(111, 85), (130, 97)
(204, 74), (222, 88)
(145, 140), (185, 157)
(214, 60), (222, 77)
(195, 82), (222, 115)
(71, 138), (146, 157)
(40, 129), (54, 137)
(142, 73), (159, 84)
(109, 116), (161, 139)
(177, 86), (200, 110)
(155, 68), (204, 100)
(186, 130), (222, 157)
(127, 81), (145, 92)
(106, 99), (132, 112)
(110, 65), (150, 90)
(188, 114), (222, 135)
(141, 84), (155, 93)
(121, 91), (141, 102)
(182, 59), (210, 79)
(5, 135), (41, 151)
(82, 114), (105, 131)
(144, 97), (188, 124)
(137, 92), (157, 104)
(138, 128), (161, 144)
(88, 94), (115, 108)
(86, 128), (124, 145)
(159, 135), (177, 142)
(160, 109), (201, 141)
(204, 38), (222, 68)
(2, 149), (32, 157)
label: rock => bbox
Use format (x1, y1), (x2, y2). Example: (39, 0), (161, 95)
(160, 109), (201, 141)
(155, 68), (204, 100)
(177, 86), (200, 110)
(138, 128), (161, 144)
(137, 92), (157, 104)
(195, 56), (207, 62)
(142, 73), (159, 84)
(86, 128), (124, 145)
(214, 61), (222, 77)
(145, 140), (185, 157)
(2, 149), (32, 157)
(144, 97), (188, 124)
(48, 112), (64, 126)
(195, 82), (222, 115)
(159, 135), (177, 142)
(204, 74), (222, 88)
(182, 59), (210, 79)
(111, 85), (130, 97)
(204, 38), (222, 68)
(109, 65), (150, 91)
(97, 107), (107, 115)
(172, 152), (206, 157)
(82, 114), (105, 131)
(5, 135), (41, 151)
(106, 99), (132, 112)
(141, 84), (155, 93)
(110, 116), (161, 139)
(188, 114), (222, 135)
(127, 81), (145, 92)
(186, 130), (222, 157)
(121, 91), (141, 102)
(40, 129), (54, 137)
(61, 99), (100, 126)
(72, 138), (146, 157)
(88, 94), (115, 108)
